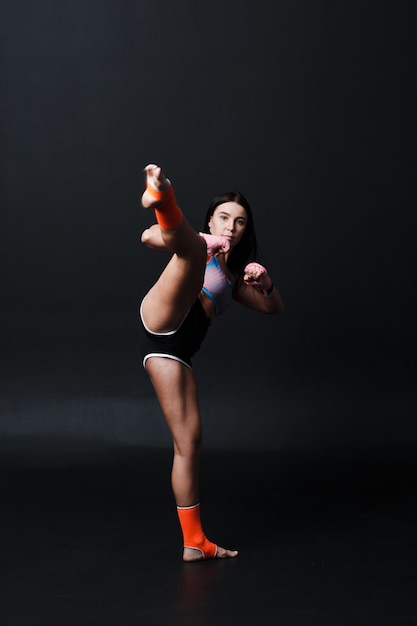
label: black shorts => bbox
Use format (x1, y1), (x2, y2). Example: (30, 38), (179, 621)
(140, 298), (210, 369)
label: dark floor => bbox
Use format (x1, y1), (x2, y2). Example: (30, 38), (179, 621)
(2, 310), (416, 624)
(1, 442), (416, 626)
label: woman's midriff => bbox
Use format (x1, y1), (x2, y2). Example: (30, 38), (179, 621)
(198, 291), (215, 324)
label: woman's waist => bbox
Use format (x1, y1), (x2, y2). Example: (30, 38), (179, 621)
(198, 290), (216, 324)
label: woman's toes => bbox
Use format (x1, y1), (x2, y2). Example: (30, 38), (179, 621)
(216, 546), (239, 559)
(144, 163), (169, 191)
(141, 164), (171, 208)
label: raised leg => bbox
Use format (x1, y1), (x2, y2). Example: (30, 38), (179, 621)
(141, 164), (208, 333)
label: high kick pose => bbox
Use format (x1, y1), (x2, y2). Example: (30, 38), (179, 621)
(139, 163), (284, 561)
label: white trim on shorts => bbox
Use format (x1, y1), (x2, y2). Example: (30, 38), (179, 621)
(139, 301), (192, 369)
(139, 301), (189, 336)
(142, 352), (191, 369)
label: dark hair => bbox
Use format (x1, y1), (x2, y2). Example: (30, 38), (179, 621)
(202, 191), (258, 275)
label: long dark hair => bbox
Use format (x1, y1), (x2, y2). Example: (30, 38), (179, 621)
(202, 191), (258, 276)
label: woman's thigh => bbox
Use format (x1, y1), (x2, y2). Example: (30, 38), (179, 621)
(141, 253), (206, 333)
(145, 357), (202, 450)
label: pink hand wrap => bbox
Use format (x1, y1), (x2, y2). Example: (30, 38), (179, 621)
(199, 232), (231, 256)
(243, 262), (273, 293)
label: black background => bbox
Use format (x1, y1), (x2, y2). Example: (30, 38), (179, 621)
(1, 3), (417, 625)
(1, 0), (416, 455)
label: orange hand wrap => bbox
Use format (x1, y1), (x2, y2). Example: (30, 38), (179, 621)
(177, 504), (217, 559)
(146, 183), (183, 230)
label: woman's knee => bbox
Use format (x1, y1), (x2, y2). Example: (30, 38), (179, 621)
(174, 434), (202, 460)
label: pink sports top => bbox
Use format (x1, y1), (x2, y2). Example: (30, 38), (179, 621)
(201, 255), (236, 316)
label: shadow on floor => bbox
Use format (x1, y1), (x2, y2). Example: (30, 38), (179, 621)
(0, 440), (416, 626)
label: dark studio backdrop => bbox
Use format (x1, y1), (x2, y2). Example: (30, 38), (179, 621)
(1, 1), (416, 462)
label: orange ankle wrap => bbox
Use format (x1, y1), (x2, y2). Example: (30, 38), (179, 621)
(177, 504), (217, 559)
(146, 184), (183, 230)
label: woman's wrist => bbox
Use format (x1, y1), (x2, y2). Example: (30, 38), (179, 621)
(261, 282), (274, 296)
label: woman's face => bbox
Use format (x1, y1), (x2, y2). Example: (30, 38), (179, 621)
(208, 202), (247, 249)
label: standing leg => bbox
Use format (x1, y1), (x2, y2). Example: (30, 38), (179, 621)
(145, 356), (238, 561)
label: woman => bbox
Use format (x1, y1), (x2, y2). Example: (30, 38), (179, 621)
(139, 163), (284, 561)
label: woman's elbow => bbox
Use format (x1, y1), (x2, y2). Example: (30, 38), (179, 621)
(269, 302), (284, 315)
(270, 292), (284, 314)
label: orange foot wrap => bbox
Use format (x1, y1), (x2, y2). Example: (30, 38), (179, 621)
(177, 503), (217, 559)
(146, 183), (183, 230)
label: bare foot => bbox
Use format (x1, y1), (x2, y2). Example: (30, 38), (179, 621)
(183, 545), (239, 562)
(141, 163), (170, 209)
